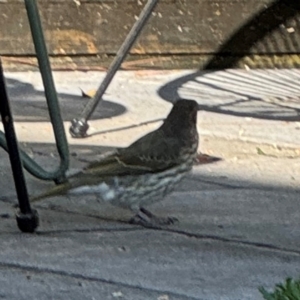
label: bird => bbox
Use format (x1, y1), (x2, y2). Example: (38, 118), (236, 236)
(31, 99), (199, 226)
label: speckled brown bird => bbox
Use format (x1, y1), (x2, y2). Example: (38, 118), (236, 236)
(31, 99), (199, 226)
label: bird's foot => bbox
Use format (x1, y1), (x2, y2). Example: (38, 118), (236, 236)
(129, 207), (179, 227)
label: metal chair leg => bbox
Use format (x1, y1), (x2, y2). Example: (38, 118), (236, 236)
(69, 0), (159, 138)
(0, 60), (39, 233)
(0, 0), (69, 183)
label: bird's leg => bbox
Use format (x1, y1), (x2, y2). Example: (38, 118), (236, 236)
(129, 207), (178, 227)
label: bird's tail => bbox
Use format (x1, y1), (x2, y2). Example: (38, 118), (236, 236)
(30, 181), (73, 203)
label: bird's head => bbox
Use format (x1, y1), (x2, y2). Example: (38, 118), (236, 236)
(162, 99), (198, 137)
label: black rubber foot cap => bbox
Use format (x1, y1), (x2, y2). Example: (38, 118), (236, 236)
(16, 209), (39, 233)
(69, 118), (89, 138)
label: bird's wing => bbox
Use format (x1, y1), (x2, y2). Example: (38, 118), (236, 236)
(120, 130), (181, 170)
(78, 130), (181, 178)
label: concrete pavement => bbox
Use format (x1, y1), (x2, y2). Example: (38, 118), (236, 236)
(0, 69), (299, 299)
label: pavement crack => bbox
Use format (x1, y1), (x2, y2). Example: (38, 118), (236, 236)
(154, 227), (300, 256)
(36, 227), (144, 235)
(0, 196), (15, 204)
(0, 261), (200, 300)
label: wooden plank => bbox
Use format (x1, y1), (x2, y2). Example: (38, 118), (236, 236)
(0, 0), (300, 57)
(3, 54), (300, 71)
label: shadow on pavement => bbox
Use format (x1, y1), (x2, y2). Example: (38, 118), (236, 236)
(203, 0), (300, 69)
(4, 77), (126, 122)
(159, 69), (300, 121)
(158, 0), (300, 122)
(0, 142), (299, 300)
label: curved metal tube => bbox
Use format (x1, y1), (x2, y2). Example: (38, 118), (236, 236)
(0, 0), (69, 182)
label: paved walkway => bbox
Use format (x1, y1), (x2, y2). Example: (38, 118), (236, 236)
(0, 69), (299, 299)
